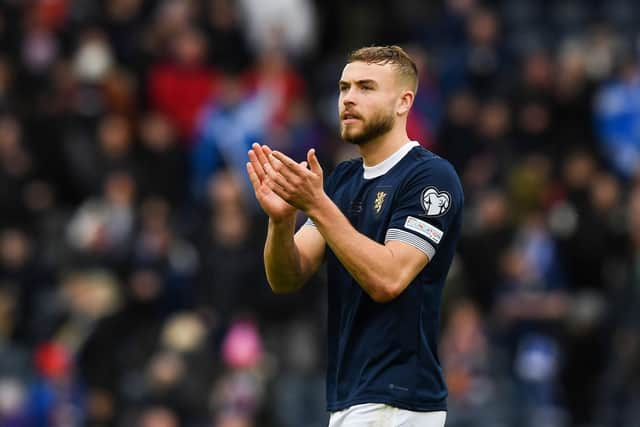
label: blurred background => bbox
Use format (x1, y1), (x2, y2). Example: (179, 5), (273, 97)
(0, 0), (639, 426)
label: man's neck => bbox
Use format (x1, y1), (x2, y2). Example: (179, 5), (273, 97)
(358, 126), (411, 166)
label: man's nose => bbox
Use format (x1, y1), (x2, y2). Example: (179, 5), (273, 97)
(342, 89), (356, 106)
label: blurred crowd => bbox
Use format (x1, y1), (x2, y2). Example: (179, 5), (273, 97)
(0, 0), (640, 426)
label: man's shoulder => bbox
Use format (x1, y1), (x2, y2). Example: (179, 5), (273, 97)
(406, 147), (460, 180)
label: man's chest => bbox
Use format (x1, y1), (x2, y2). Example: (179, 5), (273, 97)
(331, 177), (401, 234)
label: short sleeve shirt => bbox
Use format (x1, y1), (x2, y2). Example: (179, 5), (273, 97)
(306, 142), (464, 412)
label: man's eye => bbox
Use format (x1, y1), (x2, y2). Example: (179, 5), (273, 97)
(362, 86), (373, 91)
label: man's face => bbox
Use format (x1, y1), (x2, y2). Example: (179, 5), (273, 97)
(338, 61), (399, 145)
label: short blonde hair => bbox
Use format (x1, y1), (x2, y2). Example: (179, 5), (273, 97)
(347, 45), (418, 91)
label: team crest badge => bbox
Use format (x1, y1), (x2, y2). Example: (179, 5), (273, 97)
(421, 187), (451, 216)
(374, 191), (387, 213)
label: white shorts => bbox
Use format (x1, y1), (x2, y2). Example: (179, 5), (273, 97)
(328, 403), (446, 427)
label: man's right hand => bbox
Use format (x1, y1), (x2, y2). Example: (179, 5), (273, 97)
(247, 143), (297, 222)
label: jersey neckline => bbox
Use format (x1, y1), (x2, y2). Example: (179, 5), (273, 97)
(362, 141), (420, 180)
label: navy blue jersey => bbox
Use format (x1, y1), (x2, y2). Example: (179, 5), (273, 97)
(306, 143), (463, 412)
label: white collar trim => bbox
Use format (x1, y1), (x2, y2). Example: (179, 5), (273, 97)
(362, 141), (420, 179)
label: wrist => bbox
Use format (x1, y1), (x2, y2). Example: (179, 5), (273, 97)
(306, 193), (334, 224)
(269, 214), (296, 228)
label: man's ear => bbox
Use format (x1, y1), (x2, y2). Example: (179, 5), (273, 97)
(397, 90), (415, 116)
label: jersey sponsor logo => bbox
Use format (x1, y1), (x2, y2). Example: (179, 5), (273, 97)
(421, 187), (451, 216)
(374, 191), (387, 214)
(405, 216), (443, 244)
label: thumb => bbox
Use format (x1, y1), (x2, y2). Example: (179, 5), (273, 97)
(307, 148), (322, 175)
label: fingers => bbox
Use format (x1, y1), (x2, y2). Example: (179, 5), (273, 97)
(248, 143), (292, 182)
(263, 161), (293, 193)
(270, 149), (321, 178)
(307, 148), (323, 176)
(248, 143), (267, 181)
(271, 150), (302, 171)
(246, 162), (261, 191)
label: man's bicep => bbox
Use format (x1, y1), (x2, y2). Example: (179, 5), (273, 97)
(385, 240), (429, 291)
(294, 224), (326, 280)
(387, 161), (463, 263)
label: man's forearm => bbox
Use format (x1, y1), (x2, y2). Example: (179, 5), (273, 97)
(264, 216), (306, 293)
(307, 195), (405, 302)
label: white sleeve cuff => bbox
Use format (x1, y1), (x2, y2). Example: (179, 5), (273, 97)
(385, 228), (436, 260)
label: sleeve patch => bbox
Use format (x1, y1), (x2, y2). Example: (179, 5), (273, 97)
(405, 216), (443, 244)
(421, 187), (451, 216)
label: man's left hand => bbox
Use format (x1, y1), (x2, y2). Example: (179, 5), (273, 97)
(263, 147), (327, 215)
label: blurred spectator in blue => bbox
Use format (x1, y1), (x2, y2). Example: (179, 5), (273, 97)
(27, 341), (86, 427)
(190, 72), (273, 203)
(594, 54), (640, 180)
(131, 197), (198, 311)
(423, 0), (477, 49)
(494, 212), (569, 427)
(439, 6), (511, 97)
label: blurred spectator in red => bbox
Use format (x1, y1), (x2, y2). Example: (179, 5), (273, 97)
(149, 26), (219, 144)
(27, 341), (85, 427)
(241, 48), (304, 129)
(405, 46), (441, 150)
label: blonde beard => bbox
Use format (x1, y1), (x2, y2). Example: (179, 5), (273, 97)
(341, 110), (395, 145)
